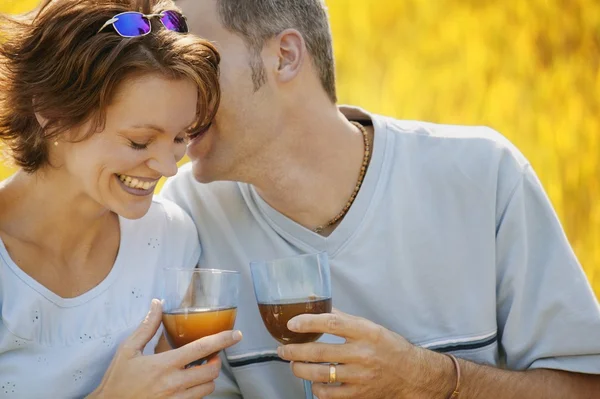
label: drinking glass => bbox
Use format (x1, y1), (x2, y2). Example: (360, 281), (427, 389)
(161, 268), (240, 365)
(250, 252), (332, 399)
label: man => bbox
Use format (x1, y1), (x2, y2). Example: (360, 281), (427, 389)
(161, 0), (600, 397)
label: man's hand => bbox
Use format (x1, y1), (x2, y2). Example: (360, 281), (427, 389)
(278, 310), (600, 399)
(277, 309), (450, 399)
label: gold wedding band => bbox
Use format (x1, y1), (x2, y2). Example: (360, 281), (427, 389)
(328, 363), (337, 384)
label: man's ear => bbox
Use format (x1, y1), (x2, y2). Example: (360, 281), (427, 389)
(274, 29), (306, 83)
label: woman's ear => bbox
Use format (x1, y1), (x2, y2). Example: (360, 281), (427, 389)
(34, 112), (48, 131)
(33, 97), (49, 131)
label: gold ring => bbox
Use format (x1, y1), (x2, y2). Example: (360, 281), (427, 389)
(328, 363), (337, 384)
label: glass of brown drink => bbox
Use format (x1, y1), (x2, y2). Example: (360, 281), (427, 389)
(250, 252), (332, 399)
(161, 268), (240, 365)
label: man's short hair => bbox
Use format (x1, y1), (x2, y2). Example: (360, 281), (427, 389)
(217, 0), (337, 103)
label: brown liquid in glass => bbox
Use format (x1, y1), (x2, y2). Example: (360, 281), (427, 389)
(258, 297), (332, 344)
(162, 306), (237, 348)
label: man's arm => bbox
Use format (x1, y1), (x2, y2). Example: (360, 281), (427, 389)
(279, 310), (600, 399)
(429, 160), (600, 397)
(420, 347), (600, 398)
(432, 161), (600, 397)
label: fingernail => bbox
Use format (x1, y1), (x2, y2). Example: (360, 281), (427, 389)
(277, 346), (284, 357)
(288, 320), (298, 331)
(150, 299), (159, 312)
(232, 330), (243, 341)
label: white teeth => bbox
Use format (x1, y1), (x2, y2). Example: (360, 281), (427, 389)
(117, 174), (157, 191)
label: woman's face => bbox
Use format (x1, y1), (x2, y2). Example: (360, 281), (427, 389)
(53, 73), (198, 220)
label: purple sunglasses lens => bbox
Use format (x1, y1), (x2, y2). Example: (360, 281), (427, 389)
(113, 12), (151, 37)
(160, 10), (188, 33)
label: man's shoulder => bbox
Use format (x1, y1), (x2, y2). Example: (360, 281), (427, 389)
(161, 163), (241, 201)
(159, 163), (246, 222)
(160, 162), (198, 196)
(342, 106), (529, 172)
(382, 114), (525, 163)
(386, 117), (525, 164)
(373, 114), (532, 199)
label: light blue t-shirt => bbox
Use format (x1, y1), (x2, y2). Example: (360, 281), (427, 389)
(161, 106), (600, 399)
(0, 198), (201, 398)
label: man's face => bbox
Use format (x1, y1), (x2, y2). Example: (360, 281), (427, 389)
(177, 0), (280, 183)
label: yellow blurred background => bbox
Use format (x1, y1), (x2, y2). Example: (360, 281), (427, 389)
(1, 0), (598, 298)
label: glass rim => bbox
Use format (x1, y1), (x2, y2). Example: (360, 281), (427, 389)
(163, 267), (241, 274)
(249, 251), (328, 266)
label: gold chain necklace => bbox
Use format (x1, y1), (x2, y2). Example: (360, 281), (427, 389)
(313, 121), (370, 234)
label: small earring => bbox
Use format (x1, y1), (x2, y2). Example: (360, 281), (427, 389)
(53, 141), (58, 146)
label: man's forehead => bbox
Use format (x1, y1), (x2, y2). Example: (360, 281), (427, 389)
(176, 0), (222, 37)
(176, 0), (216, 19)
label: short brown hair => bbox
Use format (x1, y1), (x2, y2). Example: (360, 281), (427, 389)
(216, 0), (336, 103)
(0, 0), (220, 173)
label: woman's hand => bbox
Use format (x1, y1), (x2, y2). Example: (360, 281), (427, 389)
(88, 299), (242, 399)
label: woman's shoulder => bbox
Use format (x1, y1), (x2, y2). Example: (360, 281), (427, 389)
(128, 197), (198, 239)
(122, 197), (200, 265)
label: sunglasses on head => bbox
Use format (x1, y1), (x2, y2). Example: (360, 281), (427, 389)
(97, 10), (188, 37)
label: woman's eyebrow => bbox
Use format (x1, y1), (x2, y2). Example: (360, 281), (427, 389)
(129, 123), (166, 133)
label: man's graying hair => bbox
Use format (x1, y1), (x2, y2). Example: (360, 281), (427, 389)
(216, 0), (337, 103)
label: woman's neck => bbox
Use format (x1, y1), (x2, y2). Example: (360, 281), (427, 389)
(0, 169), (116, 258)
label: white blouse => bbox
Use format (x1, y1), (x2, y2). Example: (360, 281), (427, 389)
(0, 198), (200, 398)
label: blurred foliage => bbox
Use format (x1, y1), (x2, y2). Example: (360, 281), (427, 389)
(1, 0), (598, 298)
(0, 0), (34, 14)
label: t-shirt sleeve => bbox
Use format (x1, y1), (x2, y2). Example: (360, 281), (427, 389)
(495, 164), (600, 373)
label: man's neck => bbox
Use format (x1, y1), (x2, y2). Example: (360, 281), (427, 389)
(251, 108), (374, 233)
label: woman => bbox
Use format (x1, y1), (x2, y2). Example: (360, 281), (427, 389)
(0, 0), (241, 397)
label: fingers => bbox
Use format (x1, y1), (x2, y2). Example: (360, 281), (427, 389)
(166, 330), (243, 367)
(312, 383), (358, 399)
(157, 351), (223, 395)
(170, 382), (217, 399)
(278, 342), (366, 364)
(177, 357), (222, 389)
(121, 299), (163, 354)
(288, 312), (377, 341)
(291, 362), (378, 385)
(205, 352), (221, 365)
(155, 334), (172, 354)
